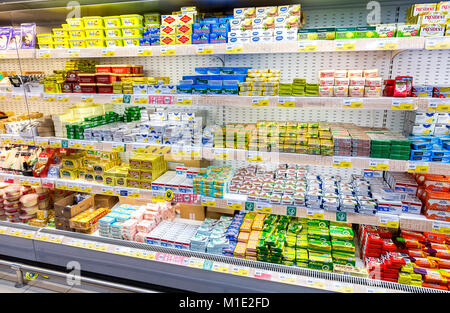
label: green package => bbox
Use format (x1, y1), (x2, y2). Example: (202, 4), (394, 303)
(308, 239), (332, 252)
(295, 248), (309, 262)
(376, 24), (397, 38)
(332, 251), (356, 267)
(329, 226), (354, 240)
(335, 27), (356, 39)
(331, 239), (355, 253)
(396, 24), (420, 37)
(297, 28), (318, 40)
(355, 26), (378, 38)
(295, 261), (309, 268)
(307, 227), (330, 241)
(307, 219), (329, 229)
(316, 27), (336, 40)
(308, 252), (333, 272)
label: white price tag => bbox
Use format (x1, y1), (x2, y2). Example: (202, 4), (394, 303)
(101, 47), (115, 57)
(369, 159), (390, 171)
(306, 208), (325, 219)
(133, 94), (149, 104)
(343, 98), (363, 108)
(196, 45), (213, 54)
(425, 37), (450, 50)
(226, 199), (243, 210)
(225, 44), (243, 54)
(201, 196), (216, 207)
(66, 48), (81, 57)
(277, 96), (296, 107)
(176, 96), (193, 105)
(335, 39), (356, 51)
(333, 156), (352, 168)
(428, 99), (450, 111)
(407, 161), (429, 173)
(38, 49), (51, 58)
(431, 220), (450, 235)
(256, 202), (272, 213)
(41, 178), (55, 188)
(378, 214), (399, 229)
(137, 47), (153, 56)
(392, 99), (413, 110)
(375, 38), (399, 50)
(298, 40), (317, 52)
(251, 96), (269, 107)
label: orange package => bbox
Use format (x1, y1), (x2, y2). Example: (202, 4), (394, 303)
(401, 230), (426, 241)
(436, 258), (450, 269)
(422, 282), (448, 291)
(434, 249), (450, 260)
(425, 190), (450, 212)
(424, 232), (450, 244)
(423, 175), (450, 192)
(414, 257), (438, 268)
(415, 173), (449, 187)
(408, 249), (427, 258)
(424, 271), (448, 284)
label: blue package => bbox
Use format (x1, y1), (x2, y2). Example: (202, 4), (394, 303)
(192, 84), (208, 94)
(222, 85), (239, 95)
(192, 33), (209, 44)
(193, 23), (211, 33)
(409, 135), (439, 144)
(210, 23), (229, 33)
(431, 156), (450, 162)
(443, 141), (450, 149)
(207, 85), (222, 94)
(150, 36), (160, 45)
(202, 18), (219, 24)
(194, 67), (208, 74)
(409, 155), (431, 161)
(411, 149), (432, 157)
(209, 32), (227, 43)
(414, 86), (433, 92)
(432, 150), (450, 157)
(218, 18), (230, 24)
(410, 140), (432, 150)
(206, 67), (221, 74)
(177, 84), (193, 94)
(223, 79), (239, 85)
(146, 26), (160, 35)
(208, 80), (223, 86)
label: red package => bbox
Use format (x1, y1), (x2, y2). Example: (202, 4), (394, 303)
(393, 79), (408, 97)
(395, 76), (413, 96)
(404, 238), (423, 249)
(382, 239), (397, 252)
(436, 258), (450, 269)
(422, 282), (448, 290)
(434, 249), (450, 260)
(424, 232), (450, 244)
(408, 249), (427, 258)
(382, 278), (398, 283)
(414, 257), (437, 268)
(383, 272), (399, 279)
(401, 230), (426, 241)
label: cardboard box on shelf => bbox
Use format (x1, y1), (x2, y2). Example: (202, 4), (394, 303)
(165, 155), (210, 168)
(94, 194), (118, 209)
(179, 203), (205, 220)
(54, 193), (94, 219)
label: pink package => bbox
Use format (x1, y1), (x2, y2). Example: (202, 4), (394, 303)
(334, 77), (349, 86)
(349, 86), (364, 97)
(363, 69), (378, 78)
(365, 77), (382, 87)
(144, 210), (161, 223)
(334, 70), (348, 78)
(334, 86), (348, 97)
(122, 233), (136, 241)
(318, 70), (335, 78)
(349, 77), (365, 86)
(130, 210), (145, 221)
(121, 219), (137, 229)
(319, 77), (334, 86)
(137, 220), (155, 233)
(134, 232), (148, 243)
(319, 86), (334, 97)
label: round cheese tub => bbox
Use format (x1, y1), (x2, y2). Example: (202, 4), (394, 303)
(36, 33), (53, 42)
(39, 42), (54, 49)
(95, 64), (112, 73)
(83, 16), (103, 29)
(85, 28), (105, 38)
(66, 18), (83, 28)
(121, 27), (143, 37)
(54, 42), (69, 48)
(68, 28), (85, 39)
(85, 38), (105, 47)
(110, 64), (132, 74)
(104, 16), (122, 28)
(69, 39), (86, 48)
(120, 14), (143, 27)
(122, 37), (140, 47)
(52, 36), (68, 43)
(52, 28), (68, 36)
(105, 28), (121, 38)
(105, 38), (124, 47)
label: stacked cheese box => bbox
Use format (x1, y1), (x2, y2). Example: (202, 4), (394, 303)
(332, 123), (371, 157)
(415, 173), (450, 222)
(406, 2), (450, 37)
(412, 85), (450, 97)
(239, 69), (280, 96)
(146, 220), (198, 249)
(228, 4), (304, 44)
(160, 7), (197, 45)
(367, 130), (411, 160)
(383, 171), (422, 215)
(189, 216), (233, 254)
(318, 69), (382, 97)
(192, 16), (229, 44)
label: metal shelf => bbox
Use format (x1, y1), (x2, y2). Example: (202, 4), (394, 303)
(0, 221), (444, 293)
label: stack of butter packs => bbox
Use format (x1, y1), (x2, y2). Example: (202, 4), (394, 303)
(238, 68), (280, 96)
(367, 130), (411, 160)
(278, 78), (319, 97)
(189, 217), (233, 254)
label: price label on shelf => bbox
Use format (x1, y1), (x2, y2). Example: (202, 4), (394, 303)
(213, 148), (229, 160)
(48, 138), (61, 148)
(55, 180), (68, 190)
(425, 37), (450, 50)
(343, 98), (363, 108)
(0, 93), (6, 100)
(391, 99), (413, 110)
(226, 199), (243, 210)
(256, 202), (272, 214)
(211, 262), (229, 273)
(431, 221), (450, 235)
(111, 142), (125, 152)
(2, 135), (11, 144)
(277, 96), (296, 107)
(92, 242), (108, 252)
(79, 183), (93, 193)
(298, 40), (318, 52)
(101, 186), (115, 196)
(407, 161), (429, 173)
(253, 269), (273, 280)
(226, 44), (243, 54)
(428, 99), (450, 111)
(366, 287), (387, 293)
(81, 141), (95, 150)
(38, 49), (51, 58)
(136, 47), (153, 56)
(8, 228), (22, 237)
(231, 265), (250, 277)
(20, 176), (40, 187)
(246, 150), (264, 162)
(41, 178), (55, 188)
(251, 96), (269, 107)
(66, 48), (81, 57)
(160, 47), (175, 55)
(196, 45), (213, 54)
(375, 38), (399, 50)
(43, 93), (56, 102)
(201, 196), (216, 207)
(332, 282), (354, 293)
(11, 93), (23, 101)
(18, 230), (35, 239)
(306, 208), (325, 219)
(110, 94), (123, 103)
(3, 175), (15, 184)
(278, 273), (297, 285)
(0, 226), (7, 235)
(131, 143), (148, 153)
(101, 47), (115, 57)
(369, 159), (390, 171)
(335, 39), (356, 51)
(56, 94), (69, 102)
(0, 52), (6, 58)
(67, 182), (79, 191)
(305, 278), (326, 290)
(12, 136), (24, 144)
(81, 94), (94, 102)
(187, 257), (204, 269)
(176, 96), (193, 105)
(133, 95), (149, 104)
(378, 214), (399, 229)
(68, 140), (82, 149)
(26, 93), (40, 101)
(333, 156), (352, 168)
(127, 188), (141, 198)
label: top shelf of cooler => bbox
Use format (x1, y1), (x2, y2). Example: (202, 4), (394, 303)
(3, 37), (450, 60)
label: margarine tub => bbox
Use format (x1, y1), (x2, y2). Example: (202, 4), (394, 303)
(54, 42), (70, 48)
(52, 28), (68, 36)
(52, 36), (68, 43)
(121, 27), (143, 37)
(85, 38), (105, 47)
(123, 37), (140, 46)
(69, 39), (86, 48)
(105, 38), (124, 47)
(36, 33), (53, 42)
(103, 16), (121, 28)
(68, 28), (85, 39)
(85, 28), (105, 38)
(83, 16), (103, 29)
(39, 43), (54, 49)
(66, 18), (83, 28)
(105, 28), (122, 38)
(120, 14), (144, 27)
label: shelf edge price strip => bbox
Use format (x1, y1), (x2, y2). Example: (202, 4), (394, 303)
(425, 37), (450, 50)
(375, 38), (399, 50)
(343, 98), (363, 108)
(428, 99), (450, 112)
(306, 208), (325, 219)
(392, 99), (413, 110)
(378, 214), (399, 229)
(369, 159), (389, 171)
(201, 196), (216, 207)
(333, 156), (352, 168)
(196, 45), (213, 54)
(160, 47), (175, 55)
(137, 47), (152, 56)
(176, 96), (193, 105)
(226, 44), (243, 54)
(298, 41), (317, 52)
(255, 203), (272, 213)
(251, 97), (269, 107)
(431, 220), (450, 235)
(335, 40), (356, 51)
(407, 161), (429, 173)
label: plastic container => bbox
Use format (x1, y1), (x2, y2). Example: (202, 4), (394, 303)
(85, 28), (105, 38)
(105, 38), (124, 47)
(78, 73), (96, 83)
(97, 84), (114, 93)
(36, 33), (53, 42)
(68, 28), (85, 39)
(21, 204), (38, 215)
(66, 18), (83, 28)
(120, 14), (144, 27)
(104, 16), (122, 28)
(121, 27), (143, 37)
(39, 43), (54, 49)
(80, 83), (97, 93)
(54, 43), (70, 48)
(52, 28), (68, 36)
(96, 65), (112, 73)
(69, 39), (86, 48)
(52, 36), (68, 43)
(85, 39), (105, 47)
(83, 16), (104, 29)
(123, 37), (140, 46)
(131, 65), (144, 74)
(105, 28), (121, 38)
(111, 64), (132, 74)
(96, 73), (118, 84)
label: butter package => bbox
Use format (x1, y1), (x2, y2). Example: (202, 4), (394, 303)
(396, 23), (420, 36)
(177, 13), (195, 25)
(335, 27), (356, 39)
(277, 4), (301, 16)
(234, 7), (256, 19)
(438, 1), (450, 13)
(297, 28), (318, 40)
(420, 11), (449, 24)
(376, 24), (397, 37)
(176, 34), (191, 45)
(161, 15), (178, 26)
(252, 17), (275, 29)
(420, 24), (445, 36)
(161, 24), (176, 35)
(160, 35), (176, 45)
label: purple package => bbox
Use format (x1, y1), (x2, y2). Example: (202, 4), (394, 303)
(0, 27), (12, 50)
(8, 28), (22, 50)
(20, 23), (36, 49)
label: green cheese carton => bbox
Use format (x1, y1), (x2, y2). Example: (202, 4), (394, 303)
(335, 27), (356, 39)
(356, 26), (378, 38)
(396, 23), (420, 37)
